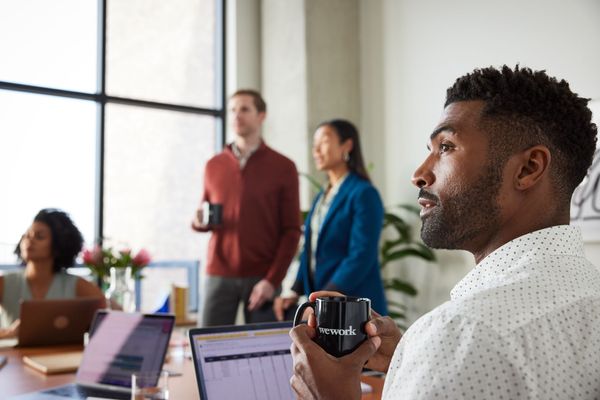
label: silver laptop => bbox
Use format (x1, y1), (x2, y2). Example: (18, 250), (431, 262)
(12, 310), (175, 400)
(189, 321), (294, 400)
(18, 298), (103, 347)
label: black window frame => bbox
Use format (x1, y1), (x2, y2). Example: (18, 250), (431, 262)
(0, 0), (227, 244)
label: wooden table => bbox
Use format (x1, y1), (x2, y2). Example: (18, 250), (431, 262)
(0, 331), (384, 399)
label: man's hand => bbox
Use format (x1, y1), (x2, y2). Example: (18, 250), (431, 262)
(307, 290), (402, 373)
(364, 311), (402, 372)
(191, 208), (205, 231)
(290, 323), (381, 400)
(273, 294), (299, 321)
(247, 279), (275, 311)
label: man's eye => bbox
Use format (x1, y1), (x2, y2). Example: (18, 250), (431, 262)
(439, 143), (453, 153)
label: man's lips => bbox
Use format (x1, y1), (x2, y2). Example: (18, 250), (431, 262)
(418, 198), (438, 216)
(417, 190), (439, 217)
(418, 198), (437, 208)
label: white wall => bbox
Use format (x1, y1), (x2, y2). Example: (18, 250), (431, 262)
(228, 0), (600, 322)
(360, 0), (600, 319)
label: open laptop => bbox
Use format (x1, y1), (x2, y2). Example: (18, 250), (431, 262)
(18, 298), (104, 347)
(189, 321), (295, 400)
(13, 310), (175, 400)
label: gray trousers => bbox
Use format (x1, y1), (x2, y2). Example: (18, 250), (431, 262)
(201, 275), (280, 327)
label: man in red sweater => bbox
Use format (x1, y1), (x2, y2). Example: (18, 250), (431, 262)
(192, 89), (301, 326)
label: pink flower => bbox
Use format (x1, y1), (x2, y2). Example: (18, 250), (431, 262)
(119, 248), (132, 257)
(82, 245), (103, 266)
(132, 248), (151, 267)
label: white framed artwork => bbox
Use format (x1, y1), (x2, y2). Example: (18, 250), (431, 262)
(570, 99), (600, 242)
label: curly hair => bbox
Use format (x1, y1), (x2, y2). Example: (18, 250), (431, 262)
(445, 65), (597, 200)
(14, 209), (84, 272)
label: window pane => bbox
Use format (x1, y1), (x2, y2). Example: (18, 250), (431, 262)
(103, 104), (215, 262)
(0, 90), (96, 263)
(106, 0), (216, 108)
(0, 0), (97, 93)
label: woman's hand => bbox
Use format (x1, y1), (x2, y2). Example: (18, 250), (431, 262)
(273, 293), (300, 321)
(0, 319), (20, 339)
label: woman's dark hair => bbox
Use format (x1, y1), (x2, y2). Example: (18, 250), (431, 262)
(14, 208), (84, 272)
(318, 119), (371, 182)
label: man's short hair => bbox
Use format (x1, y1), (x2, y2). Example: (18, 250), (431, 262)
(230, 89), (267, 113)
(445, 65), (597, 200)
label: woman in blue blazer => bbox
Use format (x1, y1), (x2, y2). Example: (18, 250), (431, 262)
(274, 119), (388, 317)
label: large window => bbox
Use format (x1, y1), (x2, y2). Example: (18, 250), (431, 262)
(0, 0), (225, 265)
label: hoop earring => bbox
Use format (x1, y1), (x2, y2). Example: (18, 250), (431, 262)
(343, 152), (350, 162)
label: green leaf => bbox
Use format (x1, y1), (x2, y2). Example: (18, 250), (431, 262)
(387, 311), (406, 320)
(386, 300), (407, 310)
(300, 210), (310, 223)
(414, 243), (436, 261)
(396, 203), (421, 214)
(299, 172), (322, 191)
(396, 323), (408, 331)
(383, 213), (410, 232)
(384, 278), (418, 296)
(381, 239), (407, 255)
(382, 247), (435, 264)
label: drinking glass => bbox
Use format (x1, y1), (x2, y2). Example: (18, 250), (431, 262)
(131, 370), (169, 400)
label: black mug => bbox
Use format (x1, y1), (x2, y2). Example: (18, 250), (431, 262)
(293, 296), (371, 357)
(202, 202), (223, 225)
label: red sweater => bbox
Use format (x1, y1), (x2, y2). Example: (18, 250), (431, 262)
(197, 142), (301, 287)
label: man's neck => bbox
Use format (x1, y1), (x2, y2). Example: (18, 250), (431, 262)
(471, 207), (570, 265)
(234, 134), (262, 156)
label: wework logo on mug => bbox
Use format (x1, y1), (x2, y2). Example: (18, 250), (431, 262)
(318, 326), (357, 336)
(294, 296), (371, 357)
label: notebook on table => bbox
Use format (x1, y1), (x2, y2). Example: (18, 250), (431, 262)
(12, 310), (175, 400)
(189, 321), (295, 400)
(18, 297), (104, 347)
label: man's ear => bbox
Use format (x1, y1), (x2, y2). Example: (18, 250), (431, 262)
(514, 145), (551, 191)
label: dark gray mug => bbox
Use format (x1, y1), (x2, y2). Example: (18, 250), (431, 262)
(293, 296), (371, 357)
(202, 202), (223, 225)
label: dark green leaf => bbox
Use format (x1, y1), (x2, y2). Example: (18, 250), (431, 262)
(386, 300), (407, 310)
(384, 279), (418, 296)
(382, 247), (435, 264)
(387, 311), (406, 320)
(299, 172), (322, 191)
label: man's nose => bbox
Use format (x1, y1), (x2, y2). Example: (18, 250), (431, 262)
(411, 157), (434, 188)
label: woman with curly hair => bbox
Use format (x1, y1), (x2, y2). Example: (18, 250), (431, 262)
(0, 208), (105, 338)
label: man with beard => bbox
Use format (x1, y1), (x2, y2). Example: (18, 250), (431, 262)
(289, 65), (600, 399)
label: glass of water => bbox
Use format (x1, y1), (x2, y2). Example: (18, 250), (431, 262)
(131, 370), (169, 400)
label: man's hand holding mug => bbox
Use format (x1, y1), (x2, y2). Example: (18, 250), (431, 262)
(289, 290), (402, 399)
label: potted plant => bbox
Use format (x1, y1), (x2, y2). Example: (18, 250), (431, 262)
(380, 204), (436, 329)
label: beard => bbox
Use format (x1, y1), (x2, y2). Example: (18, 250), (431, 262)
(420, 162), (503, 250)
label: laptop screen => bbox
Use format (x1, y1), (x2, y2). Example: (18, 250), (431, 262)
(77, 311), (174, 388)
(189, 321), (294, 400)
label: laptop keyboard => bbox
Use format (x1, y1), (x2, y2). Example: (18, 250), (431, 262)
(43, 384), (130, 399)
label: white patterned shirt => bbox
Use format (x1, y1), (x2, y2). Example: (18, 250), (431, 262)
(383, 225), (600, 399)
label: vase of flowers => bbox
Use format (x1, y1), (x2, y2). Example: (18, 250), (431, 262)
(82, 245), (151, 311)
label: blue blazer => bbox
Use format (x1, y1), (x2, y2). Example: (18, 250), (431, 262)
(295, 173), (388, 315)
